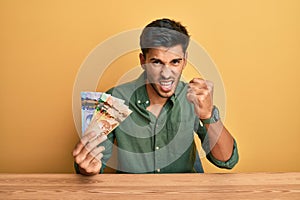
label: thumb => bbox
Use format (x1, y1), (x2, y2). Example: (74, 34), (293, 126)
(186, 92), (201, 118)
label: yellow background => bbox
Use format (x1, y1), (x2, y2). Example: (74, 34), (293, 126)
(1, 0), (299, 173)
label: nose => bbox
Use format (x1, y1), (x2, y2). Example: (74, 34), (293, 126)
(161, 65), (172, 79)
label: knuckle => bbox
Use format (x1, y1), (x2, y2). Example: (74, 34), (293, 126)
(73, 142), (83, 153)
(195, 78), (204, 84)
(203, 90), (209, 96)
(195, 77), (204, 82)
(199, 95), (205, 101)
(85, 143), (93, 151)
(90, 150), (99, 158)
(81, 131), (95, 143)
(75, 155), (83, 164)
(89, 151), (96, 158)
(97, 134), (107, 143)
(80, 136), (89, 145)
(74, 142), (81, 149)
(199, 78), (205, 82)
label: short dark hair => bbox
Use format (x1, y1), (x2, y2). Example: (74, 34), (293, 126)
(140, 18), (190, 56)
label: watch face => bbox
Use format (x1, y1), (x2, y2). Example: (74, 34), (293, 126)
(212, 106), (220, 122)
(213, 107), (219, 121)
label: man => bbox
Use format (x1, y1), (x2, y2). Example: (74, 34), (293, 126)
(73, 18), (239, 175)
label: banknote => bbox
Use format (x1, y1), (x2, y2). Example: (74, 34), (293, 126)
(81, 91), (102, 135)
(81, 91), (132, 137)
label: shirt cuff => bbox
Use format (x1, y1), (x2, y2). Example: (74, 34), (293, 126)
(206, 139), (239, 169)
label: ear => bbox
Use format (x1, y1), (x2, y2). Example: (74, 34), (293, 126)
(183, 52), (188, 69)
(139, 53), (146, 70)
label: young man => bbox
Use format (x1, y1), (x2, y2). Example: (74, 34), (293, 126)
(73, 18), (239, 175)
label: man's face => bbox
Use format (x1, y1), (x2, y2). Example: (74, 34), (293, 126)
(140, 45), (187, 98)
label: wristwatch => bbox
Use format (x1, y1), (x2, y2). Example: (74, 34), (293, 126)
(201, 106), (220, 124)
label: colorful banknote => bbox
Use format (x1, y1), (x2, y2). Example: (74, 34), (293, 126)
(81, 92), (132, 137)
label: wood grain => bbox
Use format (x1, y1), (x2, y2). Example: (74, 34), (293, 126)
(0, 173), (299, 199)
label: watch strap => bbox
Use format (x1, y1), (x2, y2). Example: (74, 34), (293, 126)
(201, 106), (220, 124)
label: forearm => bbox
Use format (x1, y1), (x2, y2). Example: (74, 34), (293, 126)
(205, 120), (234, 162)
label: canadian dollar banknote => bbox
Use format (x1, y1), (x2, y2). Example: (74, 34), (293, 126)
(81, 92), (132, 137)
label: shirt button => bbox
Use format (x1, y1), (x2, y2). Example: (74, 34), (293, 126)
(157, 169), (160, 173)
(155, 146), (159, 150)
(146, 100), (149, 104)
(199, 121), (204, 127)
(137, 100), (141, 104)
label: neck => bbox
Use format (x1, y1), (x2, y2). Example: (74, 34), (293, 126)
(145, 83), (168, 118)
(146, 83), (168, 105)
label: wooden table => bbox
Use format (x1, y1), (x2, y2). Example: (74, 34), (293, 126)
(0, 173), (299, 199)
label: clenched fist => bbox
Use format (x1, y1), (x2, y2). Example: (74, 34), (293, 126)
(186, 78), (214, 119)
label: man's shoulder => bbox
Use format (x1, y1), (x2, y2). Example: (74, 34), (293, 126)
(106, 79), (137, 100)
(106, 73), (145, 98)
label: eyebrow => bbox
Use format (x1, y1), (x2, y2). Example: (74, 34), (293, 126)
(149, 58), (183, 62)
(171, 58), (183, 62)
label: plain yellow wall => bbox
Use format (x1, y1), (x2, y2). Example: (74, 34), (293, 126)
(1, 0), (299, 173)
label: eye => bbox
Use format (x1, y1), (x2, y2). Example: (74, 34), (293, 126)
(151, 59), (163, 66)
(171, 59), (181, 66)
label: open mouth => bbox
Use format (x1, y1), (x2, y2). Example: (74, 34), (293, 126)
(159, 80), (174, 92)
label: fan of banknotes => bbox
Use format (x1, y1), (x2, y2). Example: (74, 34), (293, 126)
(81, 91), (132, 137)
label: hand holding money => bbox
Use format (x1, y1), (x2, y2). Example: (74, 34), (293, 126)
(72, 131), (107, 175)
(73, 92), (132, 175)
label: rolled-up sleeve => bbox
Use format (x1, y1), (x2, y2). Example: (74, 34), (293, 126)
(206, 139), (239, 169)
(195, 119), (239, 170)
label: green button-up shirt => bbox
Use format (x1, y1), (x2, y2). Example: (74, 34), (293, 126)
(76, 73), (239, 174)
